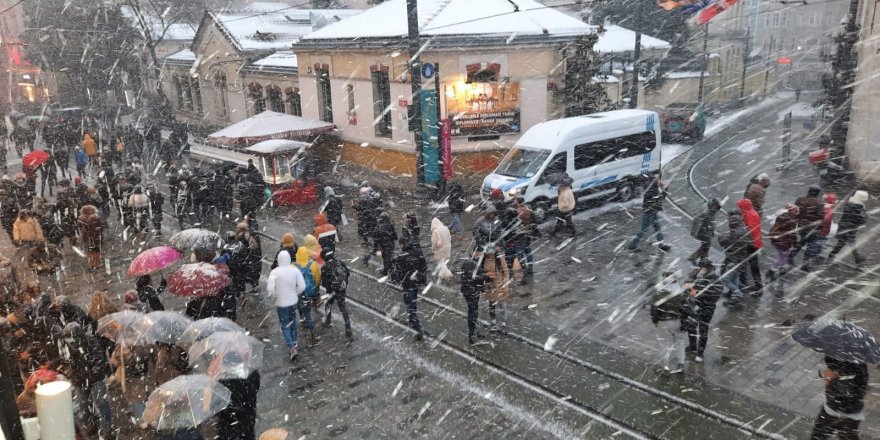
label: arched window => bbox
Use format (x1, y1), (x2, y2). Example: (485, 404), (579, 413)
(213, 71), (228, 118)
(249, 83), (266, 114)
(267, 85), (284, 113)
(285, 87), (302, 116)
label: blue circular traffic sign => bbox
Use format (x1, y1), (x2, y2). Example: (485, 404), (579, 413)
(421, 63), (435, 79)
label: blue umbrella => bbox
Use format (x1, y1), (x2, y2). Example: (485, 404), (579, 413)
(793, 319), (880, 364)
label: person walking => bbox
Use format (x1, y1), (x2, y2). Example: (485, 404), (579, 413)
(430, 217), (453, 281)
(791, 186), (825, 271)
(743, 174), (771, 218)
(551, 183), (576, 237)
(59, 322), (113, 439)
(128, 186), (150, 234)
(828, 190), (869, 267)
(313, 212), (337, 252)
(320, 249), (352, 340)
(460, 259), (487, 345)
(401, 212), (421, 249)
(682, 260), (723, 363)
(810, 356), (868, 439)
(766, 204), (799, 281)
(0, 189), (18, 240)
(293, 247), (321, 348)
(736, 198), (764, 295)
(323, 187), (343, 234)
(649, 271), (685, 373)
(73, 146), (89, 178)
(78, 205), (103, 270)
(81, 133), (97, 175)
(447, 181), (465, 238)
(629, 180), (671, 252)
(236, 222), (262, 294)
(147, 184), (164, 235)
(54, 144), (70, 180)
(392, 238), (428, 340)
(815, 193), (838, 258)
(12, 210), (43, 248)
(368, 211), (397, 275)
(216, 366), (260, 440)
(266, 250), (305, 360)
(355, 186), (379, 245)
(688, 198), (721, 264)
(511, 197), (536, 281)
(270, 233), (297, 270)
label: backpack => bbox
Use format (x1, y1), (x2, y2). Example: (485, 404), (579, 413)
(299, 262), (317, 299)
(329, 260), (350, 292)
(649, 289), (684, 324)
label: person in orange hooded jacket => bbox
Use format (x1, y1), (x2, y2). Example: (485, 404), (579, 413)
(313, 212), (337, 252)
(736, 198), (763, 294)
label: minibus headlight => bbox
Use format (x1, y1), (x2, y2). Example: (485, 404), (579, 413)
(508, 187), (522, 197)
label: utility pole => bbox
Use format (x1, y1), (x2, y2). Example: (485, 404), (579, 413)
(697, 24), (709, 104)
(406, 0), (424, 185)
(738, 25), (751, 106)
(629, 31), (641, 109)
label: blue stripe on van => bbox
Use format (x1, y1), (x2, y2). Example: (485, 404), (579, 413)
(641, 152), (651, 174)
(646, 113), (655, 132)
(579, 175), (618, 191)
(500, 178), (530, 191)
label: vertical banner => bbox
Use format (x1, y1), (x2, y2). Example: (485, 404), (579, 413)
(421, 89), (440, 184)
(440, 119), (453, 180)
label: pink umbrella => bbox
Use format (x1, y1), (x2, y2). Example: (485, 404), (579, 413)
(168, 263), (231, 299)
(128, 246), (182, 277)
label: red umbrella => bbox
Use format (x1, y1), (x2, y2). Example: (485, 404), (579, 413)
(23, 150), (50, 167)
(128, 246), (182, 277)
(168, 263), (230, 299)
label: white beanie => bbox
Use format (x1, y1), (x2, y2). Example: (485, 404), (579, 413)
(850, 190), (869, 206)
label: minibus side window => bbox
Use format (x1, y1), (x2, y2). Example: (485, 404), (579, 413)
(614, 131), (656, 160)
(538, 152), (567, 184)
(575, 142), (615, 169)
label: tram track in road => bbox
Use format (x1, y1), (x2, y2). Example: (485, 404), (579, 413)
(244, 229), (802, 439)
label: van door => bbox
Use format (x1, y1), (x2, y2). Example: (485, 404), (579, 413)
(529, 151), (567, 203)
(607, 131), (657, 184)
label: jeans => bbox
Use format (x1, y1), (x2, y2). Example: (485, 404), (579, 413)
(656, 320), (686, 369)
(810, 407), (861, 440)
(630, 212), (663, 248)
(722, 268), (744, 301)
(277, 305), (299, 349)
(488, 300), (507, 326)
(298, 297), (317, 333)
(450, 211), (463, 235)
(464, 294), (479, 340)
(403, 287), (422, 333)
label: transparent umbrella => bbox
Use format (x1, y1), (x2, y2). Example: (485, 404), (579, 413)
(141, 374), (231, 431)
(169, 228), (222, 252)
(132, 311), (194, 346)
(96, 310), (148, 344)
(178, 317), (244, 350)
(188, 331), (264, 380)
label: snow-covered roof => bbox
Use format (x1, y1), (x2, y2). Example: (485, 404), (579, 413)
(165, 49), (196, 64)
(592, 25), (671, 53)
(164, 23), (198, 41)
(665, 71), (709, 79)
(246, 139), (310, 154)
(210, 8), (362, 52)
(251, 51), (298, 69)
(302, 0), (590, 40)
(243, 2), (293, 12)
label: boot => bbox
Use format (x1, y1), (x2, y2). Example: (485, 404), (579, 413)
(765, 269), (777, 282)
(322, 314), (333, 328)
(345, 327), (353, 340)
(308, 332), (321, 347)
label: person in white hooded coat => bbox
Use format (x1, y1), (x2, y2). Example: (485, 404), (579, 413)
(431, 217), (453, 280)
(266, 251), (305, 360)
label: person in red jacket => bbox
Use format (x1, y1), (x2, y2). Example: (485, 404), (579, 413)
(736, 198), (764, 295)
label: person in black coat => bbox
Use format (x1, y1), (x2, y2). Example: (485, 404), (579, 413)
(136, 275), (166, 311)
(681, 259), (723, 363)
(811, 356), (868, 439)
(717, 211), (752, 305)
(401, 212), (420, 248)
(828, 190), (868, 266)
(60, 322), (112, 438)
(323, 187), (343, 230)
(460, 259), (487, 345)
(215, 368), (260, 440)
(320, 250), (352, 340)
(629, 179), (671, 252)
(391, 240), (428, 339)
(689, 198), (721, 264)
(367, 211), (397, 275)
(447, 182), (465, 236)
(147, 184), (164, 234)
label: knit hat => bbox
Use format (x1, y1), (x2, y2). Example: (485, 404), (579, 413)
(324, 186), (335, 197)
(807, 186), (822, 197)
(281, 233), (295, 247)
(824, 193), (838, 204)
(851, 190), (869, 206)
(785, 203), (800, 216)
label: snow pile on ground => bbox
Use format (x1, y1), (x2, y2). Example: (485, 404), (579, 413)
(704, 95), (784, 138)
(660, 143), (686, 166)
(734, 139), (761, 154)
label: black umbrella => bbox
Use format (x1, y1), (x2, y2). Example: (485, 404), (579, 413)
(792, 319), (880, 364)
(545, 172), (573, 187)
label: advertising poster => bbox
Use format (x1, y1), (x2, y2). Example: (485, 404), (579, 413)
(446, 80), (521, 137)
